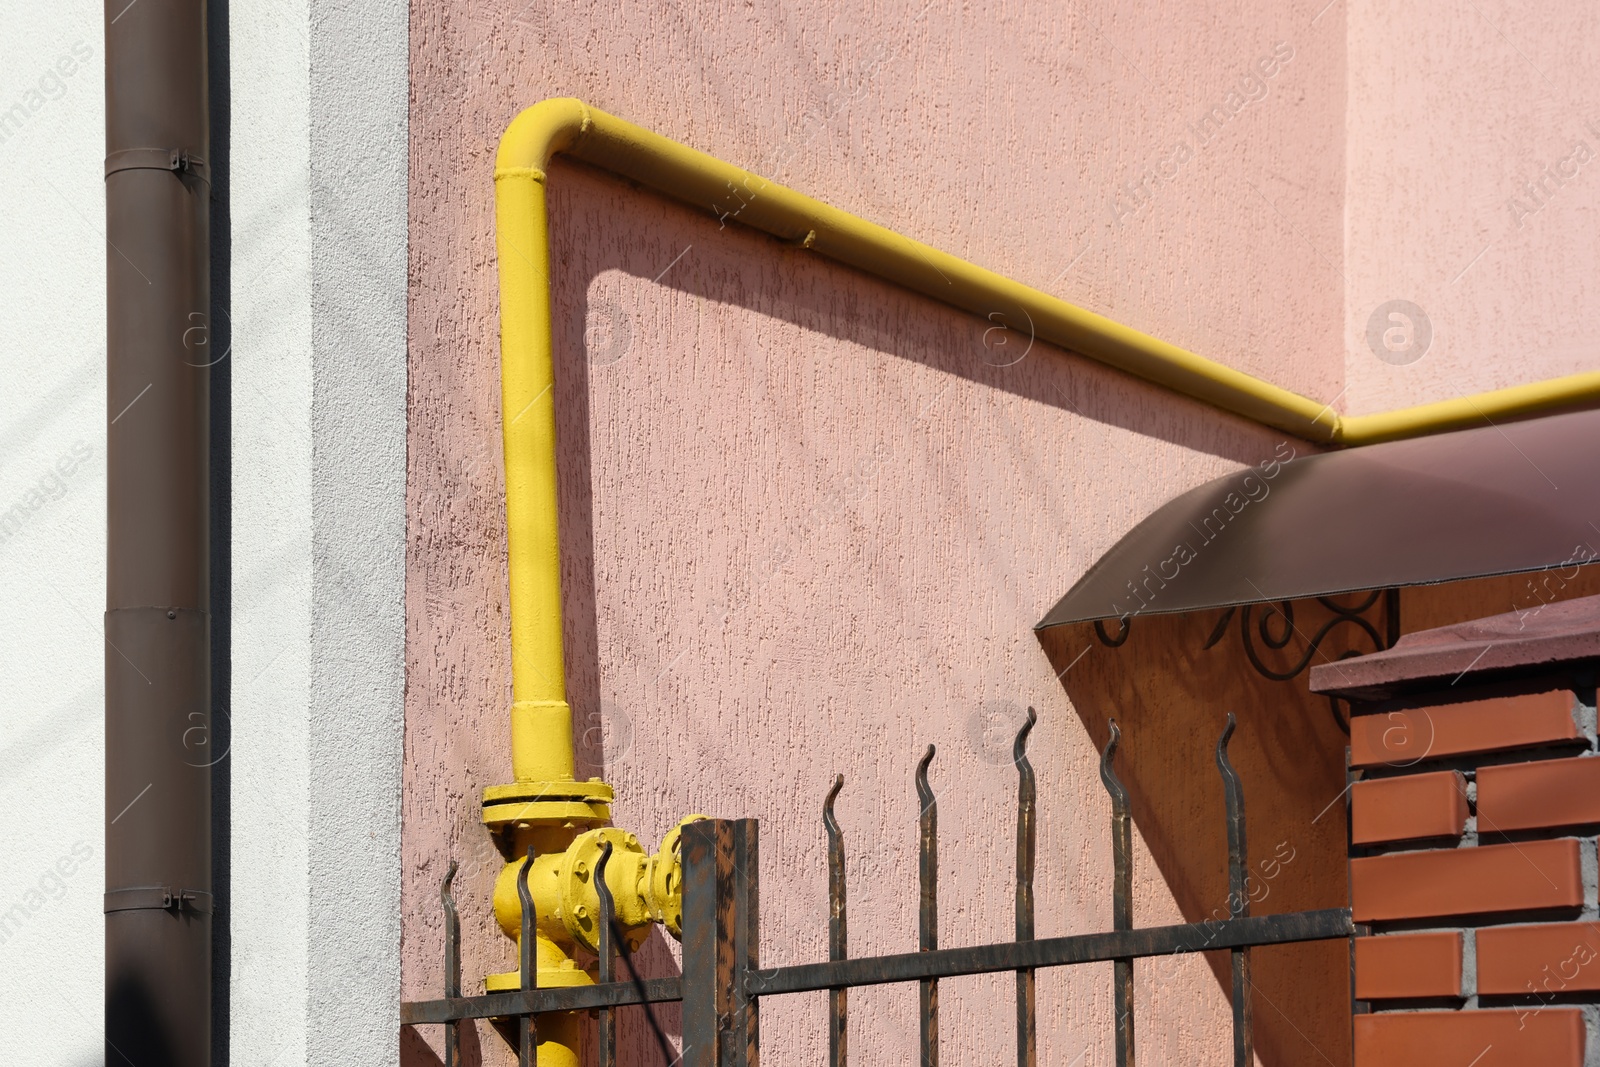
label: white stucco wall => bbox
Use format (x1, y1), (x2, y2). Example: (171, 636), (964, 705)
(232, 0), (408, 1063)
(305, 0), (408, 1061)
(0, 3), (107, 1064)
(229, 0), (314, 1056)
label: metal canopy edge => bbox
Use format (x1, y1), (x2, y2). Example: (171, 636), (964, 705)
(1037, 407), (1600, 629)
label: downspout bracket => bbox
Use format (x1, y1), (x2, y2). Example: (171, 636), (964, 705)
(104, 147), (211, 184)
(104, 885), (214, 915)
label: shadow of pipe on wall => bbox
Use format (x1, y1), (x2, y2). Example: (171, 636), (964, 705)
(546, 156), (1302, 787)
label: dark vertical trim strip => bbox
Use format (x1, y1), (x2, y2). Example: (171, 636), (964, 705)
(206, 1), (230, 1060)
(681, 820), (726, 1067)
(730, 819), (760, 1067)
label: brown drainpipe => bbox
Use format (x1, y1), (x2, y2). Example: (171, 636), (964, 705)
(104, 1), (212, 1064)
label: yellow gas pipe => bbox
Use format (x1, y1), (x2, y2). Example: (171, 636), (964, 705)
(486, 97), (1600, 1061)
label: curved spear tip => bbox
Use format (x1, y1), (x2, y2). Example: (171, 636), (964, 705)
(1013, 706), (1038, 761)
(1100, 720), (1121, 760)
(1099, 719), (1127, 797)
(824, 774), (844, 834)
(824, 774), (844, 819)
(516, 845), (537, 908)
(1216, 714), (1243, 780)
(441, 859), (459, 909)
(915, 744), (936, 801)
(517, 845), (537, 884)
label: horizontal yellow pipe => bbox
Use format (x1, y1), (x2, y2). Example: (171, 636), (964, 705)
(1337, 371), (1600, 445)
(493, 96), (1600, 772)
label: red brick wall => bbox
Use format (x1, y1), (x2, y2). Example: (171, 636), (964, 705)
(1348, 687), (1600, 1067)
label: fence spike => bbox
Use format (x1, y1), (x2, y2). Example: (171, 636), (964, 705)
(824, 774), (847, 1067)
(1100, 721), (1134, 1067)
(440, 861), (461, 1067)
(1216, 714), (1253, 1067)
(596, 841), (617, 1067)
(916, 745), (939, 1067)
(517, 845), (538, 1067)
(1014, 709), (1038, 1067)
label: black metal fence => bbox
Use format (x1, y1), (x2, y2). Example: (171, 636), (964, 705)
(402, 712), (1354, 1066)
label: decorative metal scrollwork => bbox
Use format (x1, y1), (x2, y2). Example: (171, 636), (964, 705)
(1091, 590), (1399, 735)
(1202, 592), (1387, 679)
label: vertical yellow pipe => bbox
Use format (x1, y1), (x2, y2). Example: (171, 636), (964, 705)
(494, 100), (592, 784)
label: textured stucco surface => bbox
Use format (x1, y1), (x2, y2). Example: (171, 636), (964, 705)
(405, 3), (1353, 1064)
(1344, 0), (1600, 414)
(232, 0), (409, 1063)
(0, 3), (104, 1064)
(229, 0), (315, 1058)
(306, 0), (409, 1062)
(403, 2), (1600, 1064)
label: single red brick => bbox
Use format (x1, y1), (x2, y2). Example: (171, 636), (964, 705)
(1350, 839), (1582, 922)
(1354, 931), (1462, 999)
(1478, 923), (1600, 996)
(1478, 757), (1600, 832)
(1354, 1008), (1583, 1066)
(1350, 690), (1578, 768)
(1352, 771), (1468, 844)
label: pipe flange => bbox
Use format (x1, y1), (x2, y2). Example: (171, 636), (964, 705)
(650, 817), (706, 938)
(560, 828), (650, 953)
(482, 778), (613, 831)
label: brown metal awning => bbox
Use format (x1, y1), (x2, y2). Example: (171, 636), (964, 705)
(1037, 408), (1600, 629)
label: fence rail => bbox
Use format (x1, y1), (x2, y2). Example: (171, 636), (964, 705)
(400, 713), (1355, 1066)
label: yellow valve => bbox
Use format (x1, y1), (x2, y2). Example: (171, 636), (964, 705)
(485, 818), (703, 993)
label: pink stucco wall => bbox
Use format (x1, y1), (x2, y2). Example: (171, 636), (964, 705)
(1344, 0), (1600, 413)
(404, 3), (1594, 1065)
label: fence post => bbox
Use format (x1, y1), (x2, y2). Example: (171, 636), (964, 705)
(683, 819), (756, 1067)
